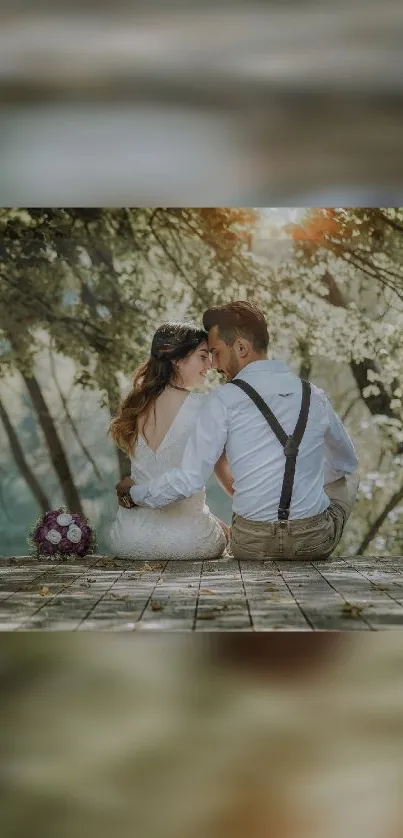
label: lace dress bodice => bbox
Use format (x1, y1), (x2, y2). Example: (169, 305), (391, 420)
(109, 393), (226, 560)
(131, 393), (207, 516)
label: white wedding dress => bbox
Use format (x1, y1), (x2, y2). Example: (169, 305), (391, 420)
(108, 392), (227, 560)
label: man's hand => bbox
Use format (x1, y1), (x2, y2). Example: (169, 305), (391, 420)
(116, 477), (136, 509)
(117, 477), (135, 491)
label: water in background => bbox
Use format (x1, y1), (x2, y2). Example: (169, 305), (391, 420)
(0, 470), (231, 557)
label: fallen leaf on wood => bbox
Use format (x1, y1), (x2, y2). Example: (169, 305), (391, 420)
(341, 602), (364, 618)
(39, 586), (49, 596)
(200, 588), (217, 595)
(151, 601), (163, 611)
(141, 562), (165, 572)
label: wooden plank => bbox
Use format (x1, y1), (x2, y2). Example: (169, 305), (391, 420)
(239, 560), (311, 630)
(348, 557), (403, 596)
(0, 554), (105, 565)
(39, 569), (127, 631)
(80, 561), (169, 631)
(326, 557), (403, 630)
(278, 561), (371, 630)
(195, 558), (252, 631)
(0, 563), (58, 602)
(9, 556), (106, 631)
(135, 561), (202, 631)
(1, 554), (403, 631)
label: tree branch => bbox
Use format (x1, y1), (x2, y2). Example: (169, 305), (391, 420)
(149, 210), (211, 307)
(48, 350), (105, 483)
(377, 210), (403, 236)
(0, 394), (50, 512)
(341, 396), (361, 423)
(323, 271), (401, 422)
(355, 482), (403, 555)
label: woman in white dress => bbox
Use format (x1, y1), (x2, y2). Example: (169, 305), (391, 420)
(107, 322), (232, 560)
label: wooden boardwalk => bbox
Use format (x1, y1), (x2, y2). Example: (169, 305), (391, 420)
(1, 553), (403, 631)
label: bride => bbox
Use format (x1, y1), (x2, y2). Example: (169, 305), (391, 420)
(107, 322), (232, 560)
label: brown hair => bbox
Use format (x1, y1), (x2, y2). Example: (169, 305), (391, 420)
(203, 301), (269, 352)
(108, 322), (208, 455)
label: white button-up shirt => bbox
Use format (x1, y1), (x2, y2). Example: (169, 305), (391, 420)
(130, 360), (358, 521)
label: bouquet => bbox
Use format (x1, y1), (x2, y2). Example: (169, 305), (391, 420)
(28, 508), (96, 561)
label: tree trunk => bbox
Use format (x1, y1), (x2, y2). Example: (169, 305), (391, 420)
(0, 395), (50, 512)
(323, 271), (401, 431)
(75, 266), (131, 481)
(355, 481), (403, 556)
(298, 340), (312, 380)
(22, 372), (85, 515)
(49, 351), (105, 483)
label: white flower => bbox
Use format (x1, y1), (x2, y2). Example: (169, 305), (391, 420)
(46, 529), (62, 545)
(57, 513), (73, 526)
(67, 525), (82, 544)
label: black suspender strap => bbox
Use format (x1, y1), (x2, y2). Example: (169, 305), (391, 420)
(232, 379), (311, 521)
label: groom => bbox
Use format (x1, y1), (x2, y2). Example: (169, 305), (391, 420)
(116, 301), (359, 560)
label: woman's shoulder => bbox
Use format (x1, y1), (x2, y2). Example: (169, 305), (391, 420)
(185, 391), (209, 414)
(188, 388), (229, 411)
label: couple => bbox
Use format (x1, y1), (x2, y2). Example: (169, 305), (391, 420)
(108, 301), (359, 561)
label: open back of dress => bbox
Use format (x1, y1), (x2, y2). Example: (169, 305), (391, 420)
(109, 392), (226, 560)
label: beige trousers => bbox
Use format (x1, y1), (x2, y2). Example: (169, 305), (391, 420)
(230, 471), (360, 561)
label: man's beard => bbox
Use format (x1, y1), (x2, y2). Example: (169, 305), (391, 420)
(219, 368), (236, 382)
(226, 351), (242, 381)
(218, 351), (241, 382)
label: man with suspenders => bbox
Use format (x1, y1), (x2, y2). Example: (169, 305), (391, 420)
(126, 301), (359, 561)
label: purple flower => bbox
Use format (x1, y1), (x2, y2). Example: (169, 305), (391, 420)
(59, 538), (72, 553)
(29, 508), (95, 561)
(35, 525), (50, 543)
(40, 541), (53, 555)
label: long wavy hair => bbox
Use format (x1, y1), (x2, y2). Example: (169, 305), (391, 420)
(108, 322), (208, 455)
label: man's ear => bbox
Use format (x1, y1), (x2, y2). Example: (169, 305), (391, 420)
(235, 338), (250, 358)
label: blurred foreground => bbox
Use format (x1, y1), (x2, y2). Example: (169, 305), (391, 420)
(1, 633), (403, 838)
(0, 1), (402, 203)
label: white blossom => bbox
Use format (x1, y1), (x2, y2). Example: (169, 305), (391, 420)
(67, 525), (82, 544)
(45, 529), (62, 545)
(56, 513), (73, 526)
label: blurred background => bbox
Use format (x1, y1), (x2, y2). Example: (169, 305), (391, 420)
(1, 632), (403, 838)
(0, 0), (402, 204)
(0, 206), (403, 558)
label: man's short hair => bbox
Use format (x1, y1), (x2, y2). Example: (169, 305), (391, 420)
(203, 301), (269, 352)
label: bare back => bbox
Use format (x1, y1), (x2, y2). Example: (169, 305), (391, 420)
(137, 387), (189, 454)
(110, 388), (227, 559)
